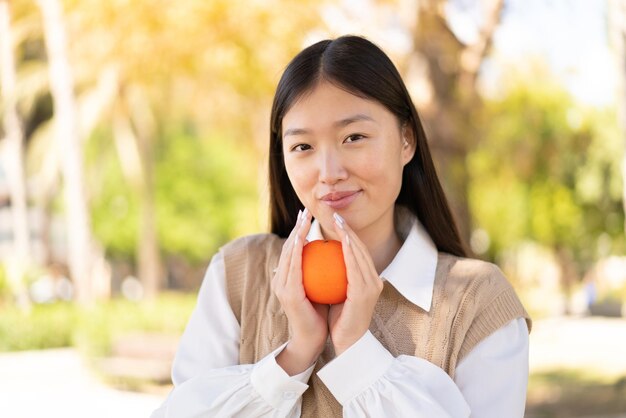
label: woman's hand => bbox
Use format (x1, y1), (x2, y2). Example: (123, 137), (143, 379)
(273, 208), (329, 375)
(328, 213), (384, 356)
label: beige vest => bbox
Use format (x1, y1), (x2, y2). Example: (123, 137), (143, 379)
(222, 233), (531, 417)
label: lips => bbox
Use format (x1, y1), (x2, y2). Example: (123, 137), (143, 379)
(320, 190), (362, 210)
(320, 191), (361, 201)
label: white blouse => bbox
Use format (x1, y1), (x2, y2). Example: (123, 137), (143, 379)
(151, 216), (529, 417)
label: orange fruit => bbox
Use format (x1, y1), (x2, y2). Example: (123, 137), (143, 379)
(302, 240), (347, 304)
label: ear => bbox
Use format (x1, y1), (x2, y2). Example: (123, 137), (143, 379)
(401, 124), (416, 166)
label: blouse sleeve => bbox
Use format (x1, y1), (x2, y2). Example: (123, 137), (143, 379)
(150, 251), (315, 418)
(317, 318), (529, 417)
(455, 317), (529, 417)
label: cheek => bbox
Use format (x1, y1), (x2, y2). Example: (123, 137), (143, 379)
(362, 152), (402, 181)
(360, 152), (404, 195)
(285, 161), (314, 200)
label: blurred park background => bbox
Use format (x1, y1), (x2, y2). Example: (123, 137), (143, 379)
(1, 0), (626, 416)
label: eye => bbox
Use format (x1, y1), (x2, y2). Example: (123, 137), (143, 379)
(290, 143), (312, 152)
(344, 134), (365, 143)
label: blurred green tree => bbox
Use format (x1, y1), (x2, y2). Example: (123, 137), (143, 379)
(7, 0), (320, 296)
(154, 131), (259, 262)
(37, 0), (106, 303)
(469, 73), (624, 307)
(55, 0), (322, 295)
(608, 0), (626, 237)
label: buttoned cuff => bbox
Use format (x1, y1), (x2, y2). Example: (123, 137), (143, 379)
(250, 342), (315, 409)
(317, 331), (394, 405)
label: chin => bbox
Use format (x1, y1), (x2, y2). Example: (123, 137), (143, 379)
(318, 219), (339, 239)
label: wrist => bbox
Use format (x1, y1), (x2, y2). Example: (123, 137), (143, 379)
(276, 339), (323, 376)
(333, 343), (350, 357)
(291, 333), (326, 356)
(332, 331), (365, 356)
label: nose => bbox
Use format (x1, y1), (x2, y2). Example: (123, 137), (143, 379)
(318, 148), (348, 185)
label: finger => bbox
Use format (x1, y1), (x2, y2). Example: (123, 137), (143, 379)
(333, 215), (381, 290)
(277, 209), (305, 287)
(332, 213), (368, 275)
(340, 219), (378, 276)
(348, 242), (382, 292)
(333, 219), (366, 287)
(347, 237), (379, 286)
(334, 215), (379, 282)
(287, 208), (311, 289)
(295, 207), (312, 246)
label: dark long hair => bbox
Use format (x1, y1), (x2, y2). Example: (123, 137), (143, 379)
(268, 35), (467, 257)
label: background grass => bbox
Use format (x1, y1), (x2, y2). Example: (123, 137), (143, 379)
(526, 370), (626, 417)
(0, 292), (196, 355)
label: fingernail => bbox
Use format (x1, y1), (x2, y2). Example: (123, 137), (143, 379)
(333, 212), (345, 228)
(297, 209), (302, 221)
(302, 208), (309, 220)
(295, 234), (299, 245)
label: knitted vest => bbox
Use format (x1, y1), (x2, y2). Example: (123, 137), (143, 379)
(222, 233), (531, 417)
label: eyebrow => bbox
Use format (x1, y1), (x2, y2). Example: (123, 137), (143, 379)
(283, 113), (376, 139)
(334, 113), (376, 127)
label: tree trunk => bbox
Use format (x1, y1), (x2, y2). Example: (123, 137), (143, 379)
(114, 88), (162, 299)
(556, 246), (577, 315)
(408, 0), (504, 248)
(0, 0), (31, 305)
(37, 0), (98, 304)
(131, 90), (161, 299)
(137, 136), (161, 299)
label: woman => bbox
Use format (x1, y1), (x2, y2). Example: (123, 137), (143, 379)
(152, 35), (531, 417)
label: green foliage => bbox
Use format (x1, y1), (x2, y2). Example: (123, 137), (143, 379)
(88, 125), (260, 262)
(19, 0), (325, 269)
(0, 303), (77, 351)
(469, 80), (625, 267)
(155, 129), (260, 262)
(88, 127), (140, 258)
(75, 292), (195, 357)
(0, 292), (196, 353)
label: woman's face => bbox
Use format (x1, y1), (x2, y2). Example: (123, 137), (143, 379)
(282, 81), (415, 240)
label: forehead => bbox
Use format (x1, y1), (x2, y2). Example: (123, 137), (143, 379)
(282, 81), (395, 130)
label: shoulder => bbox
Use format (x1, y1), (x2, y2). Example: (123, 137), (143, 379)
(437, 252), (510, 292)
(439, 252), (504, 279)
(436, 253), (522, 314)
(438, 252), (532, 331)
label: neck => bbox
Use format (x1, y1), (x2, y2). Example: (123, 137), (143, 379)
(362, 226), (402, 274)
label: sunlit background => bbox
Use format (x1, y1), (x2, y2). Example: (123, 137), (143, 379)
(1, 0), (625, 416)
